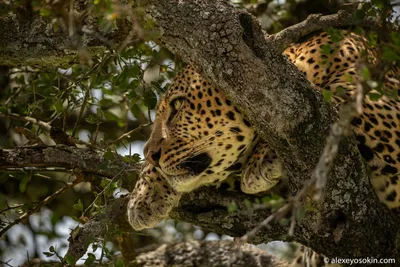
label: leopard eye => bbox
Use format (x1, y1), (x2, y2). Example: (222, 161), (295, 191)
(168, 97), (186, 121)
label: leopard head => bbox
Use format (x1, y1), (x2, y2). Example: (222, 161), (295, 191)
(143, 66), (256, 192)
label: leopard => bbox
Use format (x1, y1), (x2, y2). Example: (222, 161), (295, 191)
(127, 30), (400, 247)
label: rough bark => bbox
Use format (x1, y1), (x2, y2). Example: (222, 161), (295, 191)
(140, 0), (399, 261)
(66, 197), (132, 262)
(0, 145), (139, 190)
(132, 240), (289, 267)
(267, 10), (382, 51)
(0, 1), (131, 67)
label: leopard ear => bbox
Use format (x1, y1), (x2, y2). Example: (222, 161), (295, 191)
(240, 140), (283, 194)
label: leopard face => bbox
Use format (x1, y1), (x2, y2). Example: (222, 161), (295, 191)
(143, 67), (257, 192)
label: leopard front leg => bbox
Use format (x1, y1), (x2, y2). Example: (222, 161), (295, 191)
(127, 163), (182, 230)
(241, 140), (284, 194)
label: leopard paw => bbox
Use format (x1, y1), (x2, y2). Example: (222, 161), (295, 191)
(241, 141), (283, 194)
(127, 163), (181, 230)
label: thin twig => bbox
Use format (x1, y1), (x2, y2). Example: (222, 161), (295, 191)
(0, 112), (51, 131)
(82, 167), (127, 217)
(0, 202), (39, 215)
(106, 123), (152, 147)
(0, 175), (82, 237)
(72, 85), (90, 137)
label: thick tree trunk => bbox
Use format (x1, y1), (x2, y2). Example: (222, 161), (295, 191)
(1, 0), (399, 263)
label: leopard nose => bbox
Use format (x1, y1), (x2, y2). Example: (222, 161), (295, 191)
(147, 149), (162, 167)
(143, 137), (165, 166)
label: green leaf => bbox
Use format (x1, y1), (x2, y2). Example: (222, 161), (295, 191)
(227, 202), (237, 212)
(115, 65), (142, 87)
(353, 9), (366, 20)
(130, 103), (141, 118)
(98, 99), (114, 109)
(368, 32), (378, 47)
(304, 203), (318, 213)
(322, 90), (333, 102)
(103, 111), (119, 121)
(326, 28), (343, 43)
(84, 253), (96, 266)
(92, 243), (99, 252)
(243, 199), (252, 209)
(371, 0), (385, 9)
(15, 75), (26, 85)
(320, 44), (331, 55)
(127, 90), (138, 100)
(73, 199), (83, 211)
(335, 86), (347, 98)
(343, 74), (354, 83)
(101, 86), (115, 96)
(361, 67), (371, 80)
(143, 89), (157, 109)
(0, 106), (8, 114)
(103, 150), (115, 161)
(124, 153), (141, 162)
(43, 252), (54, 257)
(126, 65), (142, 77)
(390, 32), (400, 46)
(19, 175), (30, 193)
(129, 79), (140, 90)
(51, 101), (64, 112)
(382, 46), (400, 61)
(368, 92), (382, 101)
(100, 179), (110, 189)
(295, 206), (305, 220)
(49, 246), (55, 252)
(96, 107), (104, 120)
(40, 8), (51, 17)
(114, 258), (125, 267)
(85, 114), (97, 125)
(105, 182), (118, 196)
(65, 254), (76, 265)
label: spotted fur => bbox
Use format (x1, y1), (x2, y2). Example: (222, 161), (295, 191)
(128, 31), (400, 233)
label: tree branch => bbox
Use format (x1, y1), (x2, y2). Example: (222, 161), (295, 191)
(0, 1), (136, 67)
(66, 197), (132, 263)
(267, 10), (383, 51)
(133, 240), (289, 267)
(0, 146), (138, 188)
